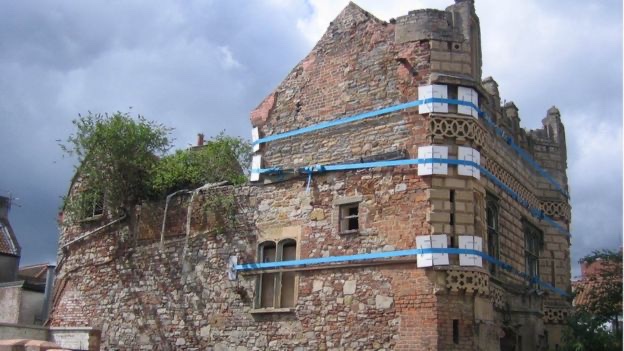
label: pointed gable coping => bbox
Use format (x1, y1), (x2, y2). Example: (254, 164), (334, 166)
(326, 2), (382, 35)
(249, 2), (385, 127)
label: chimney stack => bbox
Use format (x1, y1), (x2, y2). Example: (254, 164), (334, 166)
(0, 196), (10, 220)
(197, 133), (205, 146)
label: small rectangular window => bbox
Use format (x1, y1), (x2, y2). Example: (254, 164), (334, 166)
(450, 190), (455, 225)
(486, 194), (499, 274)
(339, 203), (359, 233)
(447, 85), (458, 114)
(453, 319), (459, 344)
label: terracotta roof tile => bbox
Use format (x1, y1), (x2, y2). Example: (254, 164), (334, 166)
(18, 263), (49, 284)
(0, 219), (20, 256)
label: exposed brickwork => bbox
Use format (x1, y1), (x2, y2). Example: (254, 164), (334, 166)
(50, 1), (571, 350)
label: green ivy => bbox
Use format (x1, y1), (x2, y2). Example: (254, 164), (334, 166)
(203, 191), (238, 234)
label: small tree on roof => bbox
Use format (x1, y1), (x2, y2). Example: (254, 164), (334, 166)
(149, 132), (251, 196)
(61, 112), (172, 216)
(60, 112), (251, 222)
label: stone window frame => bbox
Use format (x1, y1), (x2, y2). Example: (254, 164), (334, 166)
(333, 195), (363, 235)
(523, 220), (543, 286)
(253, 238), (298, 312)
(485, 193), (500, 275)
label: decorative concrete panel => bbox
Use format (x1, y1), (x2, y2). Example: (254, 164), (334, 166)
(445, 270), (489, 295)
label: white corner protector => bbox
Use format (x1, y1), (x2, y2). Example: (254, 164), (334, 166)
(457, 147), (480, 179)
(228, 256), (238, 280)
(458, 86), (479, 118)
(418, 145), (448, 176)
(416, 234), (449, 267)
(418, 84), (448, 114)
(251, 127), (260, 152)
(458, 235), (483, 267)
(250, 155), (262, 182)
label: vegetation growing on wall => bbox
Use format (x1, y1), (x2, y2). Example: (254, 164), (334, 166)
(149, 132), (251, 196)
(61, 112), (171, 219)
(61, 112), (250, 222)
(203, 191), (239, 234)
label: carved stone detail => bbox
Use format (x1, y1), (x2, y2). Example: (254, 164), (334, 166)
(539, 200), (571, 222)
(483, 158), (540, 209)
(428, 116), (487, 148)
(445, 270), (489, 295)
(543, 307), (571, 324)
(489, 284), (505, 310)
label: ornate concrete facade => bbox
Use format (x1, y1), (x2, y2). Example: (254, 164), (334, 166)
(50, 1), (571, 350)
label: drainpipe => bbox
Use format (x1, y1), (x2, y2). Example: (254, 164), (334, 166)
(41, 264), (56, 323)
(60, 212), (127, 250)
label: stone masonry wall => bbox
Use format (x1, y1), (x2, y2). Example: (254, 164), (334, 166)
(51, 1), (571, 350)
(51, 171), (449, 350)
(0, 285), (21, 323)
(253, 3), (430, 170)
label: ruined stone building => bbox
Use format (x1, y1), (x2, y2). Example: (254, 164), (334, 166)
(50, 1), (572, 350)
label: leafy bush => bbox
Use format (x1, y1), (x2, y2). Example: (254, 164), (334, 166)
(61, 112), (171, 215)
(61, 113), (251, 219)
(149, 133), (251, 196)
(560, 311), (622, 351)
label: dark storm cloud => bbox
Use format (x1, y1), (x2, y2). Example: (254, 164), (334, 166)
(0, 0), (312, 265)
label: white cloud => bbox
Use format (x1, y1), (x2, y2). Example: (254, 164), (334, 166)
(218, 46), (243, 70)
(295, 0), (439, 44)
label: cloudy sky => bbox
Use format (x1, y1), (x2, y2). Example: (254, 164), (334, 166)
(0, 0), (621, 277)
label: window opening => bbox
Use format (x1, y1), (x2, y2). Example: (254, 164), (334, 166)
(447, 85), (458, 113)
(524, 221), (542, 286)
(340, 203), (359, 233)
(80, 191), (104, 220)
(486, 194), (499, 274)
(450, 190), (456, 226)
(256, 239), (298, 309)
(280, 240), (297, 307)
(550, 252), (556, 288)
(258, 242), (276, 308)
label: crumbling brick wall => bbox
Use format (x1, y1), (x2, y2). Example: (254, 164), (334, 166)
(51, 1), (571, 350)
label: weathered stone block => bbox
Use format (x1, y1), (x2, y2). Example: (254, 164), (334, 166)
(375, 295), (393, 309)
(343, 280), (357, 295)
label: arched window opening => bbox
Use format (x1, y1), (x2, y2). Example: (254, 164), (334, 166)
(255, 239), (298, 310)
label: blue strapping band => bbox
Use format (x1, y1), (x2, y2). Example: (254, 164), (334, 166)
(253, 99), (427, 145)
(480, 113), (569, 198)
(253, 157), (570, 236)
(235, 246), (569, 297)
(252, 96), (568, 198)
